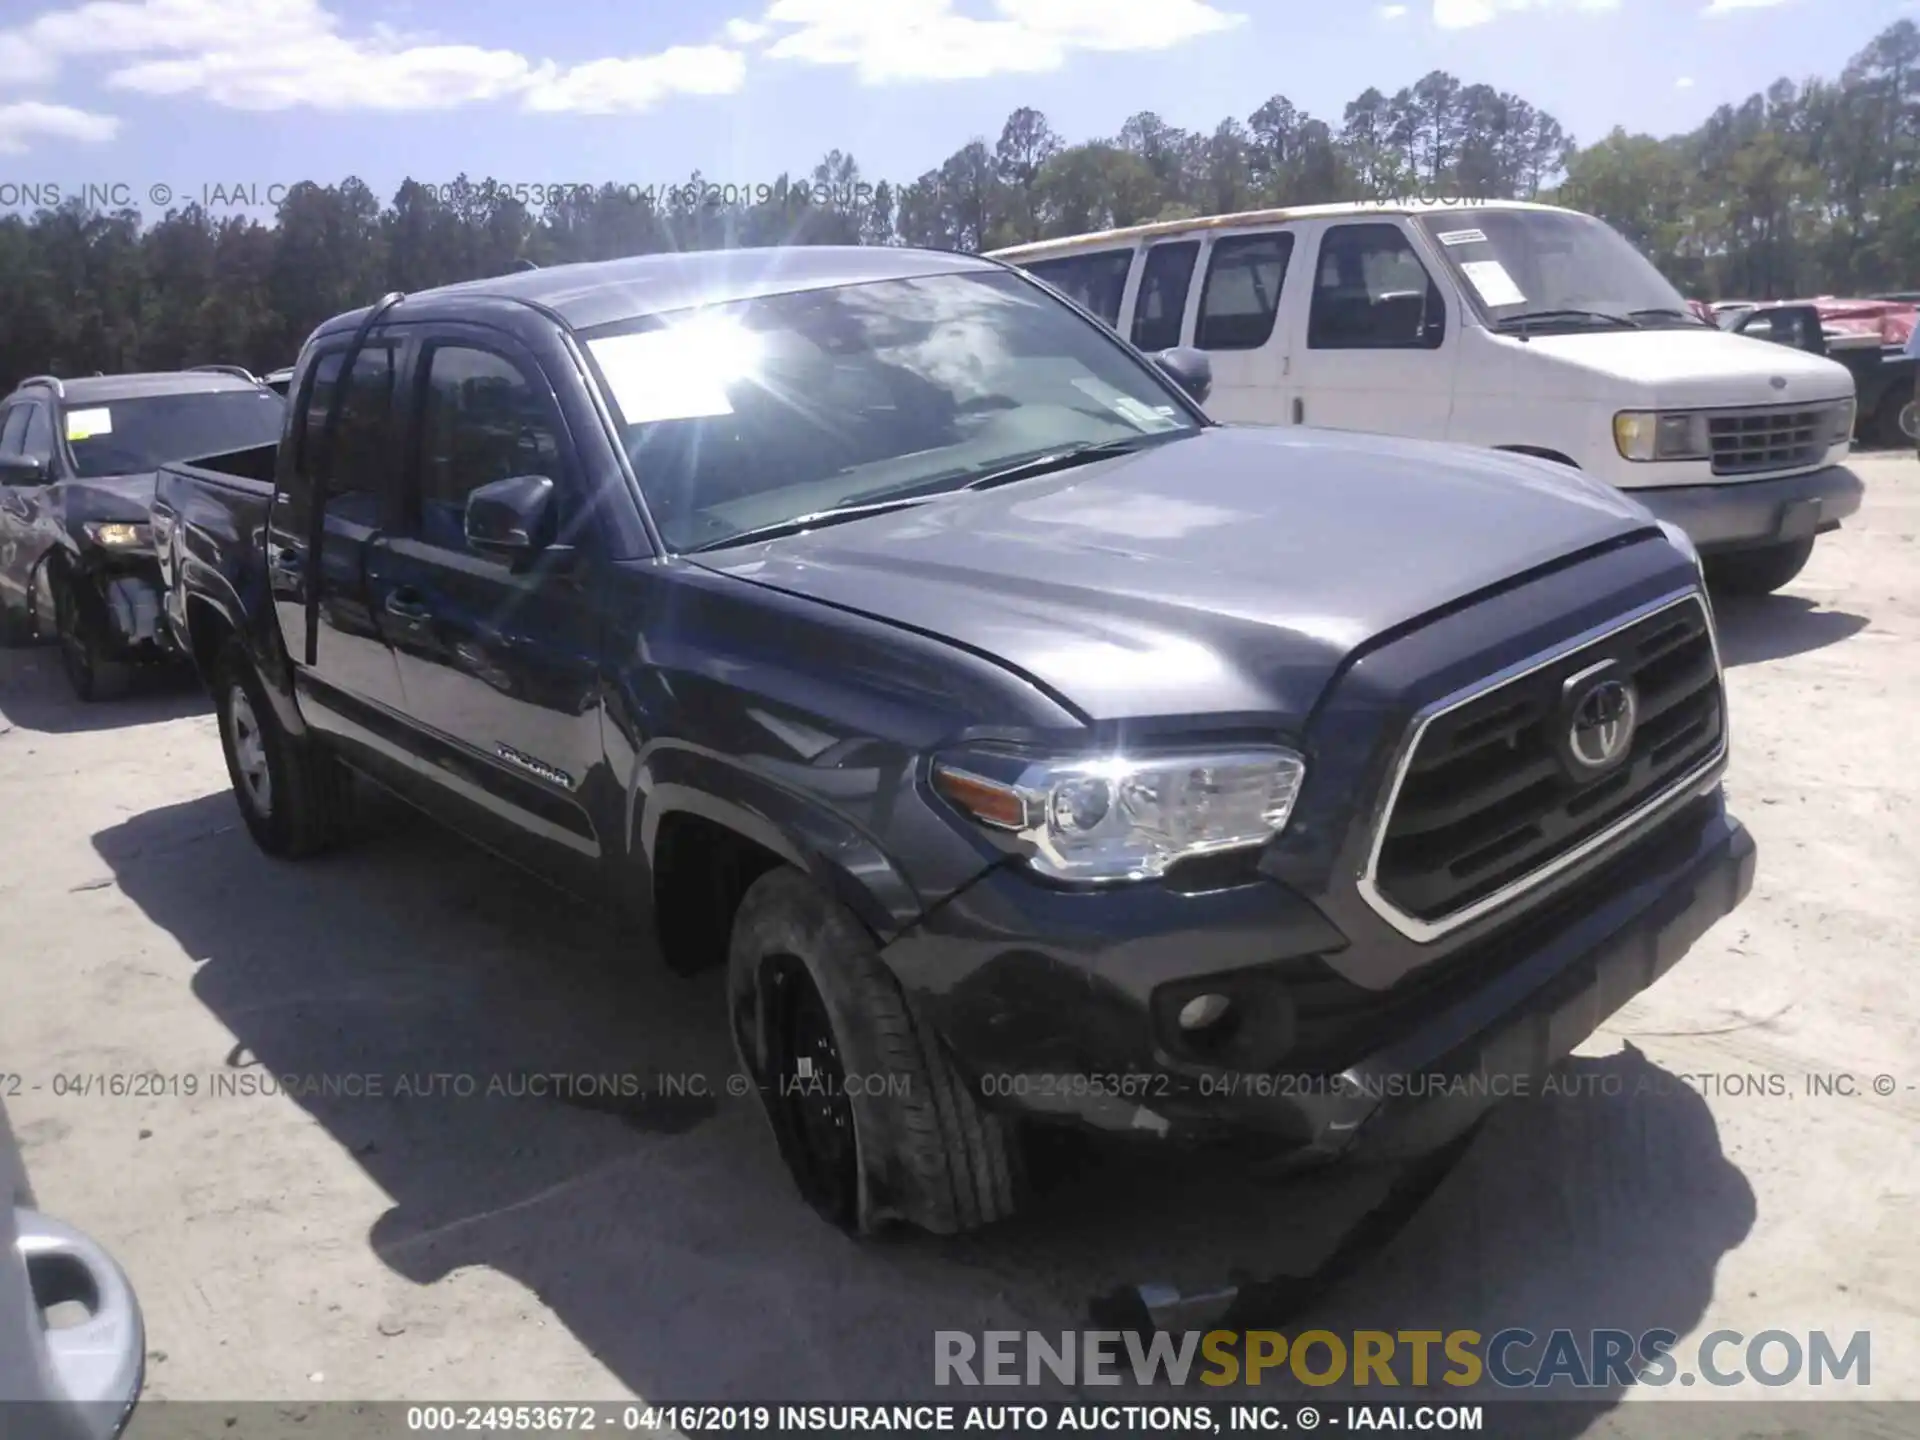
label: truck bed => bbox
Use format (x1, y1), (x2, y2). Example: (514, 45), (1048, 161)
(151, 444), (279, 668)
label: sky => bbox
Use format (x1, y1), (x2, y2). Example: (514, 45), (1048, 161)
(0, 0), (1914, 221)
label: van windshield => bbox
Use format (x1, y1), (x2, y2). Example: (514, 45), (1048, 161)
(1414, 209), (1706, 333)
(583, 269), (1201, 553)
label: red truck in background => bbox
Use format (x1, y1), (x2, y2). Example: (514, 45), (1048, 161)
(1722, 294), (1918, 447)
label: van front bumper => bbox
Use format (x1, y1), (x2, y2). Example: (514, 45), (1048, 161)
(1627, 463), (1863, 555)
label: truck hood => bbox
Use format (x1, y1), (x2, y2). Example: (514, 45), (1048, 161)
(693, 426), (1658, 723)
(1518, 327), (1855, 407)
(59, 471), (159, 525)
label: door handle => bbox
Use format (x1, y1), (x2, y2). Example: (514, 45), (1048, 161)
(1291, 397), (1305, 424)
(385, 589), (432, 621)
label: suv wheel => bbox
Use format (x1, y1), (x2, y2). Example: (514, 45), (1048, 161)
(215, 640), (354, 858)
(727, 868), (1023, 1236)
(1705, 537), (1815, 597)
(53, 572), (132, 702)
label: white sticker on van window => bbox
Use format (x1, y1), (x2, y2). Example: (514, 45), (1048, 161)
(1436, 228), (1488, 246)
(1459, 260), (1527, 308)
(587, 322), (758, 425)
(65, 407), (112, 440)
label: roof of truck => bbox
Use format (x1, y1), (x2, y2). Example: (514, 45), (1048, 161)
(985, 198), (1575, 261)
(6, 371), (269, 405)
(317, 245), (1002, 336)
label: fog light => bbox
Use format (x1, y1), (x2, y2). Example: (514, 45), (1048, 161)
(1177, 993), (1233, 1032)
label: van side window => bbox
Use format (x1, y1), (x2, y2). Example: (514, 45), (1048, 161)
(293, 344), (402, 528)
(1196, 233), (1295, 351)
(1131, 241), (1200, 352)
(1022, 249), (1134, 328)
(1308, 224), (1446, 351)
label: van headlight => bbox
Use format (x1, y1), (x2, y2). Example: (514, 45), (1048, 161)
(1614, 411), (1711, 462)
(932, 748), (1306, 883)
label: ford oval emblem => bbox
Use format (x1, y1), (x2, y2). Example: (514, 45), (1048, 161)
(1770, 375), (1788, 390)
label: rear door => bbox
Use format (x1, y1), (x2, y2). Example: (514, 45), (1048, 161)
(375, 326), (607, 889)
(267, 337), (411, 737)
(1189, 228), (1299, 424)
(1291, 219), (1457, 439)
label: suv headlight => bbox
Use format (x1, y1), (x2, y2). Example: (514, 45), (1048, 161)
(83, 521), (153, 550)
(932, 748), (1306, 883)
(1614, 411), (1711, 462)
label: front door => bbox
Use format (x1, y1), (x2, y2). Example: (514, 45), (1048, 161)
(1290, 219), (1458, 439)
(377, 330), (606, 890)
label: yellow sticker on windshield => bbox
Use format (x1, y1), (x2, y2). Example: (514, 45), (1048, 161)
(65, 407), (112, 441)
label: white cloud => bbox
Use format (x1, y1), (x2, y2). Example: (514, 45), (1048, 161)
(1379, 3), (1410, 17)
(747, 0), (1246, 82)
(724, 17), (772, 42)
(0, 98), (118, 152)
(1432, 0), (1618, 27)
(1704, 0), (1791, 13)
(0, 0), (748, 125)
(1676, 75), (1694, 88)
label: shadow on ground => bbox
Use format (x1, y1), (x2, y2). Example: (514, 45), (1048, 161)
(1712, 592), (1869, 667)
(91, 780), (1757, 1430)
(0, 645), (207, 734)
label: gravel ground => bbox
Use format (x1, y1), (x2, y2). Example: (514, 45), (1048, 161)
(2, 452), (1915, 1431)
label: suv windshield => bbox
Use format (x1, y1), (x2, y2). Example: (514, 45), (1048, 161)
(63, 389), (287, 479)
(582, 269), (1201, 552)
(1414, 209), (1700, 332)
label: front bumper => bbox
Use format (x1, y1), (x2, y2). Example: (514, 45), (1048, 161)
(882, 794), (1754, 1164)
(1626, 463), (1864, 555)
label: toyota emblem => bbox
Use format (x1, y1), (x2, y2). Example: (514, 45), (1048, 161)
(1568, 678), (1638, 772)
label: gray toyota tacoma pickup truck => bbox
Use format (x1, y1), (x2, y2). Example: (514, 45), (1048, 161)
(153, 246), (1755, 1235)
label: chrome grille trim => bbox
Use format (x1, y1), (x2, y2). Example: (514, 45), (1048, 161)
(1357, 588), (1729, 944)
(1707, 402), (1843, 477)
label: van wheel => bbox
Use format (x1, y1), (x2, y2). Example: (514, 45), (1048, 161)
(727, 868), (1023, 1236)
(215, 639), (353, 858)
(1705, 538), (1815, 597)
(53, 572), (132, 701)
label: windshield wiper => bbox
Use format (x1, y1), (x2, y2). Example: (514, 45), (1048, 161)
(957, 433), (1175, 494)
(1495, 308), (1641, 332)
(1629, 307), (1711, 328)
(682, 495), (937, 554)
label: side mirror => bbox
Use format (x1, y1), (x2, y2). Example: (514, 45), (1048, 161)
(1152, 346), (1213, 406)
(0, 454), (49, 486)
(465, 474), (555, 564)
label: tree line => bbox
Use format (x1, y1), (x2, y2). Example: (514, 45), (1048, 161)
(2, 20), (1916, 393)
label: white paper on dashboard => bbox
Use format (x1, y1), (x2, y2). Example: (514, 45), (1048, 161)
(1436, 228), (1488, 246)
(65, 407), (113, 439)
(1459, 260), (1527, 307)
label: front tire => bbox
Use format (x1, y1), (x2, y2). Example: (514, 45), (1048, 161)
(727, 868), (1023, 1236)
(215, 640), (353, 858)
(1705, 537), (1815, 597)
(52, 571), (132, 701)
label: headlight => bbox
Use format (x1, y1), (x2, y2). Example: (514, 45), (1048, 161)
(1614, 411), (1711, 462)
(1830, 398), (1857, 446)
(83, 521), (153, 549)
(932, 748), (1306, 883)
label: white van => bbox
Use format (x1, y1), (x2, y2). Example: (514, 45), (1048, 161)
(988, 200), (1864, 594)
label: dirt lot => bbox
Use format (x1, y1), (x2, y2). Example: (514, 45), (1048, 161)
(2, 453), (1916, 1426)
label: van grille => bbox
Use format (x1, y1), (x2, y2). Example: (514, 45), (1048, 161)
(1708, 403), (1837, 476)
(1366, 593), (1724, 937)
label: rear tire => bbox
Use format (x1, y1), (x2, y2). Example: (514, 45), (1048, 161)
(727, 868), (1023, 1236)
(52, 571), (132, 701)
(1900, 398), (1920, 444)
(1875, 397), (1911, 449)
(1705, 537), (1815, 597)
(215, 639), (354, 859)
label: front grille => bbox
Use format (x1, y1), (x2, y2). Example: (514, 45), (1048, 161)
(1367, 593), (1724, 936)
(1707, 403), (1837, 476)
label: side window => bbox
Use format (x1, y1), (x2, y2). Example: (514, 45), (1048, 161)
(1196, 233), (1295, 351)
(19, 404), (53, 462)
(0, 406), (27, 459)
(295, 344), (401, 529)
(412, 345), (563, 553)
(1023, 249), (1134, 328)
(1308, 223), (1446, 351)
(1131, 241), (1200, 352)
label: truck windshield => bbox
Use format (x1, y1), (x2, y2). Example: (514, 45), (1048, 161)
(1415, 209), (1702, 332)
(63, 389), (286, 479)
(582, 269), (1202, 553)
